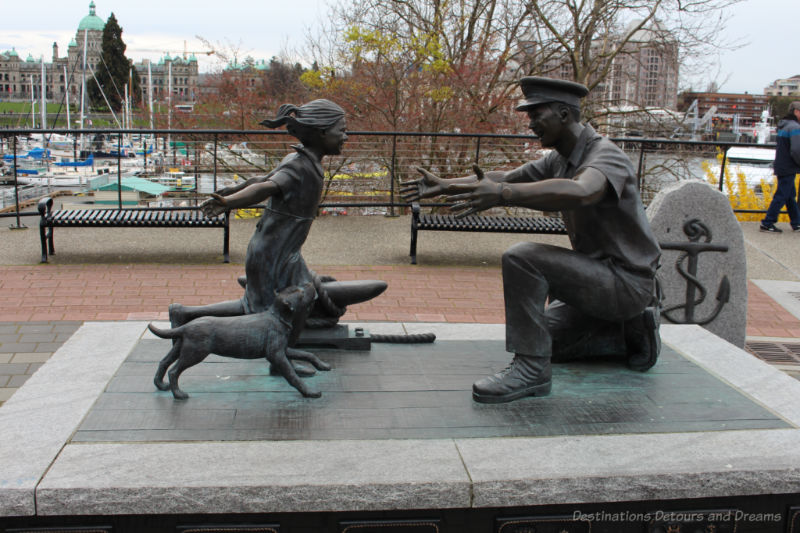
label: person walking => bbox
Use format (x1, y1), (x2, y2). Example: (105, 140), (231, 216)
(761, 101), (800, 233)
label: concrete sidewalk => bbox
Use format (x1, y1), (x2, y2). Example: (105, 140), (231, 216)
(2, 210), (800, 405)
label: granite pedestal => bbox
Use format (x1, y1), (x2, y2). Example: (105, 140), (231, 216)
(2, 322), (800, 532)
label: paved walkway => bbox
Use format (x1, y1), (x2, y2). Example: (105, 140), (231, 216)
(0, 264), (795, 332)
(2, 213), (800, 405)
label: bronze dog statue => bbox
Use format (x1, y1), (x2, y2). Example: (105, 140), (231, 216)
(149, 282), (329, 399)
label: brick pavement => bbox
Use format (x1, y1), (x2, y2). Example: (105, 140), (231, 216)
(0, 264), (506, 323)
(1, 263), (799, 406)
(0, 321), (82, 404)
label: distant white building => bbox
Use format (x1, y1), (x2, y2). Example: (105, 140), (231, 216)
(764, 75), (800, 97)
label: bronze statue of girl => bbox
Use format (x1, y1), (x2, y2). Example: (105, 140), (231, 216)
(168, 100), (386, 363)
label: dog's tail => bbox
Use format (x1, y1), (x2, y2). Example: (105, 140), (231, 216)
(148, 323), (181, 339)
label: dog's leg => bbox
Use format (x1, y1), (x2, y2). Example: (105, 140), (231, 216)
(271, 350), (321, 398)
(167, 351), (204, 400)
(269, 360), (316, 377)
(154, 341), (181, 391)
(286, 347), (331, 371)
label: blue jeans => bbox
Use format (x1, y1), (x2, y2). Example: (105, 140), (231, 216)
(763, 174), (800, 227)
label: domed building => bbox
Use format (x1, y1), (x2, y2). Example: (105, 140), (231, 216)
(0, 2), (198, 110)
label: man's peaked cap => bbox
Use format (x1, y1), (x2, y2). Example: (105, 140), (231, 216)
(516, 77), (589, 111)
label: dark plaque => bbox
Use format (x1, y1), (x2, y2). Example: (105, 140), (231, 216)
(646, 509), (738, 532)
(5, 526), (113, 533)
(496, 515), (591, 533)
(786, 507), (800, 532)
(339, 519), (440, 532)
(177, 525), (279, 533)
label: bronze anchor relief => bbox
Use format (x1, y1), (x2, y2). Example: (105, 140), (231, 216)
(659, 219), (730, 326)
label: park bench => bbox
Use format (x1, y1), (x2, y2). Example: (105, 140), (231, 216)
(37, 197), (230, 263)
(410, 201), (568, 264)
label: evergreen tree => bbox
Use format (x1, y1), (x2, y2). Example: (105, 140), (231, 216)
(88, 13), (140, 113)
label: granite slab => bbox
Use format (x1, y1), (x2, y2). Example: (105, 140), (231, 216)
(2, 322), (800, 517)
(70, 334), (786, 443)
(0, 322), (146, 516)
(460, 325), (800, 507)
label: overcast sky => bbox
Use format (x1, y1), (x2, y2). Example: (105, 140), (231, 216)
(0, 0), (794, 95)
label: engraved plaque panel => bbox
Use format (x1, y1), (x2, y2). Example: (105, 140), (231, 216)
(496, 515), (591, 533)
(177, 525), (279, 533)
(339, 518), (441, 532)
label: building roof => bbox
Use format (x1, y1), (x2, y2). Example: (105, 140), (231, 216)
(78, 1), (105, 32)
(95, 176), (170, 195)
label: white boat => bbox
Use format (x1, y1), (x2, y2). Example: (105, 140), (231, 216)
(136, 169), (196, 191)
(706, 110), (776, 192)
(14, 166), (114, 187)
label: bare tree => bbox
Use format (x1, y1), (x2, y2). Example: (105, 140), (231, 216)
(306, 0), (743, 137)
(520, 0), (744, 135)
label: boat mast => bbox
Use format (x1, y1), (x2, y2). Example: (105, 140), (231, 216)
(127, 67), (133, 145)
(64, 65), (71, 133)
(147, 61), (153, 131)
(41, 58), (50, 180)
(30, 77), (35, 129)
(167, 60), (172, 153)
(80, 28), (88, 151)
(40, 58), (47, 130)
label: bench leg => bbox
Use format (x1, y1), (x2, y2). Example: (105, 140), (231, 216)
(48, 226), (55, 257)
(39, 223), (49, 263)
(222, 214), (230, 263)
(409, 219), (418, 265)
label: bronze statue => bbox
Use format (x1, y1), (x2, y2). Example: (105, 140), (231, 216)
(168, 100), (387, 375)
(402, 77), (662, 404)
(150, 283), (328, 399)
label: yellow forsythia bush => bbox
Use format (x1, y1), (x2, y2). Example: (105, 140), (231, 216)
(701, 152), (799, 222)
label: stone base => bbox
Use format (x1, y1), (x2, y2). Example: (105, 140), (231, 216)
(297, 323), (372, 350)
(2, 322), (800, 532)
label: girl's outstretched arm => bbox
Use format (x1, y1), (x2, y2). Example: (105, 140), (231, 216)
(200, 179), (280, 216)
(215, 169), (278, 196)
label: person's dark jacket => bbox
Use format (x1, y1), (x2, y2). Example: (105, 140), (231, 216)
(773, 116), (800, 176)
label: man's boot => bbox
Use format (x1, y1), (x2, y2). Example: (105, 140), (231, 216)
(625, 305), (660, 371)
(472, 354), (552, 404)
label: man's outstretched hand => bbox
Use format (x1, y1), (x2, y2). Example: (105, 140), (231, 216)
(446, 164), (502, 218)
(399, 167), (449, 202)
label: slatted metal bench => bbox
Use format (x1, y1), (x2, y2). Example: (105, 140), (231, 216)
(410, 201), (567, 264)
(37, 197), (230, 263)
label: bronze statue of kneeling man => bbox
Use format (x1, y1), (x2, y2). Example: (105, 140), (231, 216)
(150, 283), (328, 400)
(402, 77), (662, 404)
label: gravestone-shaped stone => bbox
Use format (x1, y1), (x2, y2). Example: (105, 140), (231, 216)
(647, 180), (747, 347)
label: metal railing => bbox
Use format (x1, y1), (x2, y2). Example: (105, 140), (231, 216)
(0, 127), (777, 227)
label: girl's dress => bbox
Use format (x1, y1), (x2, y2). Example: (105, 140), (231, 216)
(241, 145), (323, 314)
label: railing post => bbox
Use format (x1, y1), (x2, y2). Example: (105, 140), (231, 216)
(117, 133), (123, 209)
(213, 133), (218, 192)
(474, 136), (482, 165)
(194, 143), (199, 205)
(718, 146), (728, 192)
(388, 134), (397, 217)
(10, 135), (26, 230)
(636, 142), (645, 192)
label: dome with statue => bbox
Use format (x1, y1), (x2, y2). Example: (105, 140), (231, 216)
(78, 1), (105, 32)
